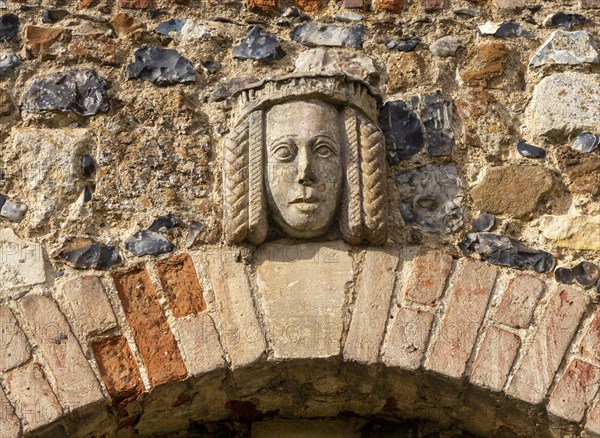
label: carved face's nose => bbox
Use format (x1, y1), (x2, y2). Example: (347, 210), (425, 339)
(297, 146), (315, 185)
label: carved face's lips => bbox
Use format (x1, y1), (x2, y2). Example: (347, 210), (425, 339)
(289, 196), (321, 213)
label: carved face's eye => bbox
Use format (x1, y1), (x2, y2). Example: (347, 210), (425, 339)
(272, 144), (295, 162)
(314, 143), (336, 159)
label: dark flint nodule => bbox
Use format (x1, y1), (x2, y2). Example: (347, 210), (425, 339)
(548, 12), (589, 30)
(385, 38), (419, 52)
(42, 9), (70, 23)
(0, 194), (6, 210)
(149, 214), (182, 234)
(201, 61), (221, 73)
(517, 140), (546, 158)
(460, 232), (555, 273)
(155, 18), (187, 36)
(0, 14), (19, 42)
(83, 187), (92, 203)
(380, 100), (424, 164)
(454, 9), (478, 17)
(573, 261), (600, 289)
(59, 239), (122, 270)
(471, 213), (496, 232)
(481, 21), (536, 39)
(125, 230), (174, 256)
(21, 69), (110, 116)
(416, 92), (454, 157)
(233, 26), (286, 62)
(82, 154), (95, 177)
(555, 266), (576, 284)
(291, 21), (365, 48)
(127, 47), (196, 86)
(0, 52), (20, 78)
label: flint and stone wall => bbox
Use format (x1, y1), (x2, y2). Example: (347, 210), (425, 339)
(0, 0), (599, 436)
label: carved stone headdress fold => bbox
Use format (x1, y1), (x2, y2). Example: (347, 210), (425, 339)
(222, 73), (389, 246)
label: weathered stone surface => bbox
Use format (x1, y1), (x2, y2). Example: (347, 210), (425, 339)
(127, 47), (195, 86)
(294, 48), (378, 84)
(0, 200), (26, 222)
(233, 26), (285, 61)
(119, 0), (148, 8)
(247, 0), (278, 12)
(375, 0), (404, 12)
(471, 165), (553, 217)
(494, 274), (544, 328)
(397, 165), (464, 233)
(0, 228), (45, 296)
(404, 246), (453, 305)
(507, 285), (589, 404)
(0, 88), (13, 116)
(173, 313), (226, 375)
(58, 276), (117, 339)
(425, 258), (497, 379)
(6, 363), (62, 432)
(68, 34), (117, 65)
(113, 266), (188, 387)
(382, 308), (434, 370)
(530, 31), (599, 68)
(0, 385), (20, 438)
(470, 326), (521, 391)
(57, 237), (122, 270)
(19, 294), (103, 411)
(335, 11), (364, 22)
(586, 401), (600, 435)
(156, 253), (206, 318)
(110, 12), (146, 37)
(541, 215), (600, 251)
(125, 230), (174, 256)
(430, 36), (460, 57)
(42, 9), (69, 23)
(581, 311), (600, 363)
(206, 251), (266, 367)
(25, 25), (71, 57)
(526, 72), (600, 141)
(91, 336), (144, 406)
(155, 19), (212, 41)
(387, 52), (425, 92)
(547, 359), (600, 422)
(460, 43), (509, 88)
(291, 22), (365, 48)
(0, 306), (30, 372)
(21, 69), (110, 116)
(344, 247), (398, 364)
(256, 242), (352, 359)
(380, 100), (424, 163)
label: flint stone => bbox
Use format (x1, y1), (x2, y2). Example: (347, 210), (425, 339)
(148, 214), (182, 234)
(42, 9), (69, 23)
(0, 52), (20, 77)
(526, 73), (600, 141)
(0, 228), (45, 295)
(385, 38), (419, 52)
(0, 201), (27, 222)
(517, 140), (546, 158)
(380, 100), (424, 163)
(454, 9), (478, 17)
(430, 36), (460, 57)
(155, 19), (212, 41)
(460, 233), (555, 273)
(572, 132), (599, 153)
(555, 267), (576, 284)
(58, 238), (121, 270)
(125, 230), (174, 256)
(0, 14), (18, 42)
(544, 12), (589, 30)
(82, 154), (95, 177)
(530, 31), (599, 68)
(128, 47), (195, 86)
(573, 262), (600, 289)
(478, 21), (536, 39)
(291, 21), (365, 48)
(397, 164), (464, 233)
(414, 92), (455, 157)
(335, 11), (364, 22)
(472, 213), (496, 232)
(233, 26), (285, 62)
(185, 221), (204, 248)
(21, 69), (110, 116)
(294, 48), (378, 84)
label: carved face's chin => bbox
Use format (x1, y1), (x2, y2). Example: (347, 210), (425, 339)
(272, 211), (333, 239)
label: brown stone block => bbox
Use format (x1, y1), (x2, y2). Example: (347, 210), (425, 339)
(119, 0), (149, 8)
(92, 336), (144, 407)
(156, 254), (206, 318)
(404, 246), (453, 306)
(421, 0), (443, 10)
(344, 0), (365, 8)
(109, 13), (146, 37)
(68, 34), (117, 65)
(376, 0), (404, 11)
(247, 0), (278, 12)
(293, 0), (321, 11)
(494, 274), (544, 329)
(548, 359), (600, 422)
(113, 266), (187, 387)
(460, 43), (508, 88)
(25, 25), (71, 57)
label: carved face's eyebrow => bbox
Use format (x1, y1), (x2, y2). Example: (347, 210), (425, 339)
(311, 134), (340, 151)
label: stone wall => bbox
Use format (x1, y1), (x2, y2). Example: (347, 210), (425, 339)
(0, 0), (599, 436)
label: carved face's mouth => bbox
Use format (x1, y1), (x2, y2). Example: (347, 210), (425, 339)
(289, 195), (321, 213)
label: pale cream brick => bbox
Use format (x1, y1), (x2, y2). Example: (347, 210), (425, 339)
(174, 313), (226, 375)
(0, 306), (30, 372)
(382, 307), (434, 370)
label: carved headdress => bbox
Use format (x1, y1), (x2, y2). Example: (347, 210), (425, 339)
(223, 51), (389, 246)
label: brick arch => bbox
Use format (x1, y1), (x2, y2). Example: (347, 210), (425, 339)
(1, 243), (599, 437)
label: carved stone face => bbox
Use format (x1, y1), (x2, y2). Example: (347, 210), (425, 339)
(265, 100), (343, 238)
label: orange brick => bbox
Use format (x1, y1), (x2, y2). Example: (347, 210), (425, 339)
(294, 0), (321, 11)
(404, 246), (453, 306)
(375, 0), (404, 12)
(247, 0), (278, 11)
(156, 254), (206, 318)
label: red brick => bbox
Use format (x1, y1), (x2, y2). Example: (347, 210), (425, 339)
(494, 274), (544, 329)
(6, 363), (62, 432)
(113, 266), (187, 387)
(247, 0), (278, 12)
(580, 311), (600, 363)
(0, 385), (20, 438)
(0, 306), (30, 372)
(425, 258), (498, 379)
(155, 254), (206, 318)
(470, 326), (521, 392)
(344, 0), (365, 7)
(92, 336), (144, 407)
(382, 308), (434, 370)
(19, 295), (103, 411)
(421, 0), (444, 10)
(404, 246), (453, 306)
(547, 359), (600, 422)
(344, 248), (399, 364)
(293, 0), (320, 11)
(507, 286), (589, 405)
(585, 399), (600, 434)
(119, 0), (149, 8)
(375, 0), (404, 12)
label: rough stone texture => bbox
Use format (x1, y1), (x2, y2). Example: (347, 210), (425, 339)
(586, 401), (600, 434)
(156, 254), (206, 318)
(247, 0), (278, 11)
(382, 308), (435, 370)
(0, 228), (45, 296)
(91, 336), (144, 406)
(253, 419), (359, 437)
(206, 251), (266, 368)
(403, 247), (453, 305)
(68, 34), (117, 65)
(344, 247), (398, 364)
(294, 48), (378, 84)
(6, 363), (62, 432)
(18, 295), (103, 411)
(469, 326), (521, 392)
(507, 286), (589, 404)
(547, 359), (600, 422)
(526, 72), (600, 142)
(113, 266), (188, 387)
(425, 259), (498, 379)
(24, 25), (71, 57)
(529, 31), (600, 68)
(471, 166), (553, 218)
(0, 306), (30, 372)
(494, 274), (544, 329)
(541, 215), (600, 251)
(580, 311), (600, 363)
(58, 276), (118, 339)
(375, 0), (404, 12)
(256, 242), (352, 359)
(0, 385), (20, 438)
(173, 313), (226, 375)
